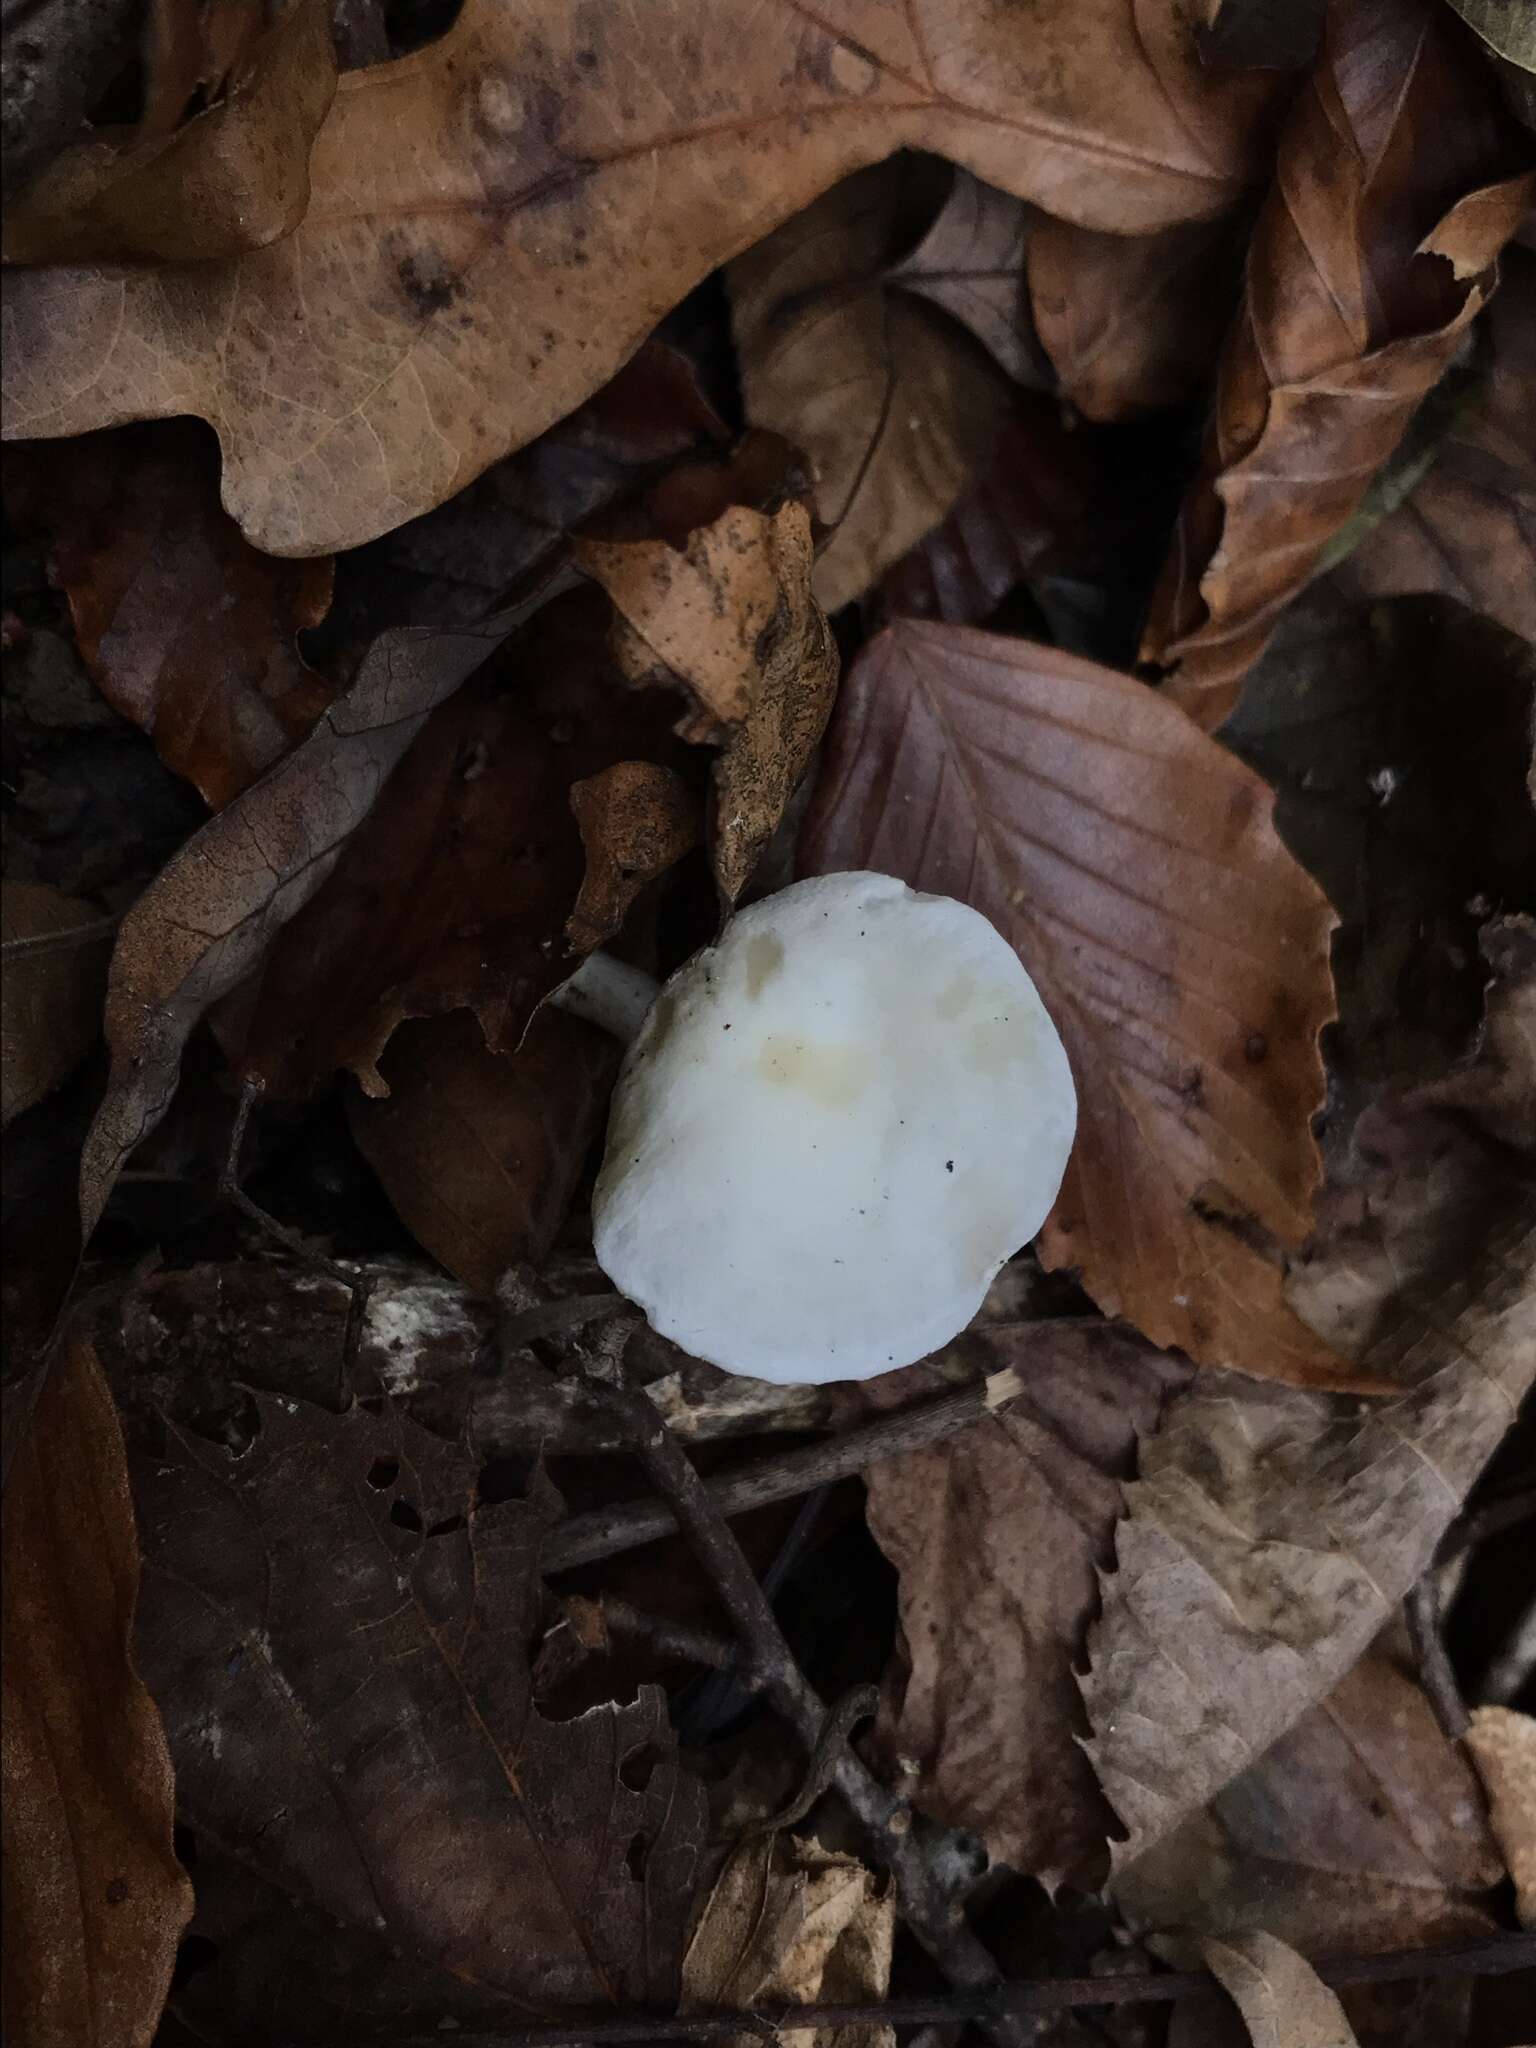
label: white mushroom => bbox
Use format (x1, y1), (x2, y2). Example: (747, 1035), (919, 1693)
(588, 870), (1076, 1385)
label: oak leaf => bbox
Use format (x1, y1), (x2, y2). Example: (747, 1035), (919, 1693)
(800, 619), (1347, 1386)
(2, 1339), (192, 2048)
(1, 0), (1284, 556)
(1141, 0), (1535, 727)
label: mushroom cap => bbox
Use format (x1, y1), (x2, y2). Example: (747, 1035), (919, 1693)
(591, 871), (1077, 1384)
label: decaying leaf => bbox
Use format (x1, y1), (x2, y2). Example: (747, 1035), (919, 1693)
(1153, 1931), (1358, 2048)
(1, 0), (1285, 555)
(2, 1339), (193, 2048)
(2, 0), (336, 264)
(4, 420), (336, 806)
(887, 165), (1046, 387)
(130, 1393), (705, 2019)
(1141, 0), (1534, 727)
(1, 879), (109, 1125)
(866, 1322), (1190, 1892)
(1446, 0), (1536, 69)
(567, 762), (700, 953)
(1027, 213), (1243, 421)
(730, 160), (1018, 614)
(1466, 1707), (1536, 1927)
(78, 602), (523, 1243)
(579, 502), (836, 904)
(0, 0), (141, 201)
(801, 619), (1348, 1386)
(347, 1008), (616, 1298)
(682, 1832), (894, 2048)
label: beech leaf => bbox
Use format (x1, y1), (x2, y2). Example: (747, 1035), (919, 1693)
(0, 0), (1284, 556)
(1, 1339), (192, 2048)
(1140, 0), (1535, 727)
(1, 0), (336, 265)
(800, 619), (1348, 1386)
(888, 166), (1047, 387)
(1152, 1931), (1359, 2048)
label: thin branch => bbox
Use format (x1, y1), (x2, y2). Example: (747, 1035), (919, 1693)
(389, 1932), (1536, 2044)
(1405, 1574), (1469, 1741)
(590, 1375), (1029, 2045)
(557, 1594), (743, 1674)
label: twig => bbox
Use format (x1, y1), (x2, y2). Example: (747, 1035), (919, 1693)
(1, 912), (119, 960)
(546, 1374), (1009, 1570)
(389, 1931), (1536, 2044)
(558, 1594), (743, 1675)
(590, 1375), (1032, 2047)
(1440, 1484), (1536, 1562)
(1405, 1574), (1470, 1741)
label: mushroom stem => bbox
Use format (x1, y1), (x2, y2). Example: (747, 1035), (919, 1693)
(550, 951), (660, 1045)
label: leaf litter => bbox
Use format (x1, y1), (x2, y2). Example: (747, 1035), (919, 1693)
(3, 5), (1534, 2046)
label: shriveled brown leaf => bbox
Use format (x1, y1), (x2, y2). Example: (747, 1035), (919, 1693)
(682, 1833), (894, 2048)
(567, 762), (700, 953)
(2, 1338), (192, 2048)
(5, 420), (335, 806)
(216, 590), (684, 1096)
(78, 602), (523, 1244)
(888, 165), (1047, 386)
(2, 0), (335, 264)
(729, 160), (1017, 614)
(347, 1008), (616, 1298)
(1328, 249), (1536, 645)
(1467, 1707), (1536, 1928)
(1028, 214), (1243, 421)
(578, 501), (836, 904)
(130, 1393), (705, 2021)
(1153, 1932), (1358, 2048)
(1, 880), (109, 1124)
(1, 0), (1284, 556)
(1141, 0), (1534, 727)
(801, 619), (1348, 1386)
(866, 1321), (1190, 1892)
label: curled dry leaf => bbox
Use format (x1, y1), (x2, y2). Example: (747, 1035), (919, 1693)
(1, 1339), (192, 2048)
(887, 165), (1047, 387)
(578, 502), (837, 904)
(0, 0), (1284, 555)
(4, 420), (336, 807)
(1152, 1931), (1359, 2048)
(1465, 1707), (1536, 1927)
(1141, 0), (1535, 727)
(1, 880), (109, 1125)
(866, 1321), (1190, 1892)
(2, 0), (336, 264)
(347, 1008), (616, 1298)
(129, 1395), (705, 2021)
(729, 159), (1017, 615)
(567, 762), (700, 953)
(1027, 213), (1243, 421)
(682, 1833), (894, 2048)
(78, 603), (523, 1244)
(801, 619), (1347, 1386)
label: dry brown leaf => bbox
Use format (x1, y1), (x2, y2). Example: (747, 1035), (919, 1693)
(729, 159), (1018, 614)
(2, 0), (336, 264)
(130, 1393), (705, 2022)
(866, 1322), (1190, 1892)
(887, 165), (1047, 387)
(1, 0), (141, 200)
(1, 0), (1284, 556)
(4, 420), (336, 807)
(1, 880), (109, 1125)
(1466, 1707), (1536, 1927)
(578, 502), (837, 904)
(347, 1008), (616, 1298)
(2, 1338), (193, 2048)
(682, 1833), (894, 2048)
(77, 603), (524, 1245)
(1141, 0), (1534, 727)
(567, 762), (701, 953)
(1153, 1931), (1359, 2048)
(1082, 1208), (1536, 1871)
(800, 618), (1349, 1386)
(1027, 214), (1243, 421)
(1328, 248), (1536, 645)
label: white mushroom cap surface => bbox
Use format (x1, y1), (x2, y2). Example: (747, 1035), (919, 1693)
(592, 871), (1077, 1384)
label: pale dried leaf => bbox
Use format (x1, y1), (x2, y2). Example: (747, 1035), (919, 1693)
(1154, 1931), (1359, 2048)
(888, 166), (1047, 386)
(566, 762), (701, 952)
(1, 0), (1283, 554)
(801, 619), (1349, 1386)
(1, 880), (108, 1125)
(1466, 1706), (1536, 1926)
(1448, 0), (1536, 69)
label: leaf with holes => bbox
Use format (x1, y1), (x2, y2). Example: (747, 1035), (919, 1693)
(801, 618), (1347, 1385)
